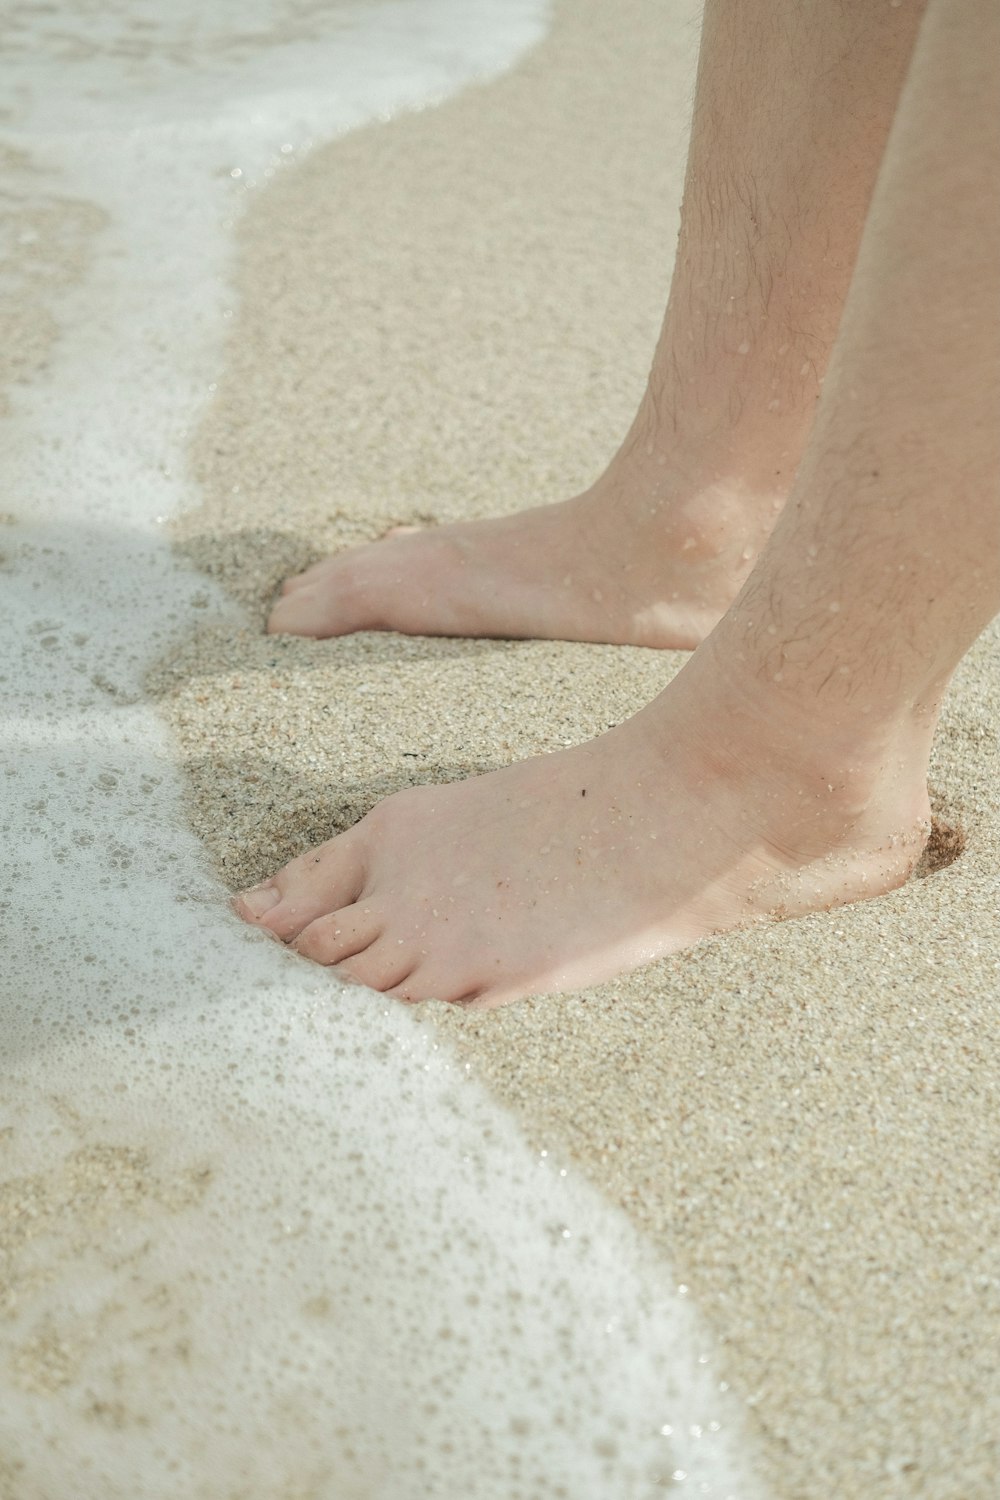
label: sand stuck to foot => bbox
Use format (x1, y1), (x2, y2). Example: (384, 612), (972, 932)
(151, 1), (1000, 1494)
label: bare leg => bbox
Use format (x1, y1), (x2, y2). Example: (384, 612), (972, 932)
(269, 0), (924, 649)
(239, 0), (998, 1008)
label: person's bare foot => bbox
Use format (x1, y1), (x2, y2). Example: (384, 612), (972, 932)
(235, 652), (931, 1008)
(266, 0), (926, 652)
(268, 462), (786, 650)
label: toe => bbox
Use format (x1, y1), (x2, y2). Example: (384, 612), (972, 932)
(267, 553), (379, 638)
(236, 832), (367, 942)
(459, 976), (535, 1011)
(331, 938), (420, 993)
(235, 884), (281, 921)
(291, 903), (382, 965)
(459, 988), (519, 1012)
(267, 585), (324, 636)
(386, 979), (421, 1003)
(382, 965), (484, 1005)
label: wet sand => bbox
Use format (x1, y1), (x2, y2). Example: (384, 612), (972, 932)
(152, 0), (1000, 1494)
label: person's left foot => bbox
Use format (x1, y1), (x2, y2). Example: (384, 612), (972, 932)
(235, 659), (931, 1008)
(267, 459), (787, 650)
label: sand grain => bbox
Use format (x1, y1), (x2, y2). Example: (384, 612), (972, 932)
(153, 3), (1000, 1494)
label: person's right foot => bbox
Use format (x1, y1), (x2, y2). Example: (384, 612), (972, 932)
(268, 468), (787, 649)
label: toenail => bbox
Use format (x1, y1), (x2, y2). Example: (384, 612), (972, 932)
(239, 884), (280, 918)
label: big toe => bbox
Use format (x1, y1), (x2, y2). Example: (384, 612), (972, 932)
(235, 832), (367, 941)
(267, 584), (326, 636)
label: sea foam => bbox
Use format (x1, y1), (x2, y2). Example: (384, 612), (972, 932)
(0, 2), (760, 1494)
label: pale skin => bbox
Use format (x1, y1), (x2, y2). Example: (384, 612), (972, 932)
(238, 0), (1000, 1008)
(268, 0), (925, 649)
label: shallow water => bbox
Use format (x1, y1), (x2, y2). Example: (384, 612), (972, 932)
(1, 3), (760, 1494)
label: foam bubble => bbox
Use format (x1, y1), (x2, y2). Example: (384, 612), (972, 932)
(0, 1), (761, 1493)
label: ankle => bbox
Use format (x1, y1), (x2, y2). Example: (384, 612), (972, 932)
(661, 636), (935, 847)
(585, 455), (786, 559)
